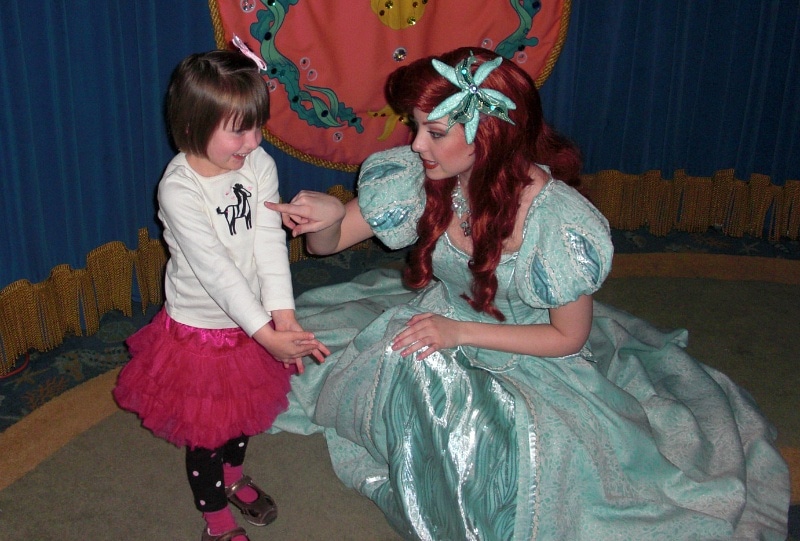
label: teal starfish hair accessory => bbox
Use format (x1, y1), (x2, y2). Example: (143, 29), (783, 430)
(428, 51), (517, 144)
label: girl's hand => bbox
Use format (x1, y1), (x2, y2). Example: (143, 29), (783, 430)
(265, 191), (345, 237)
(271, 309), (330, 373)
(391, 312), (463, 361)
(252, 321), (329, 375)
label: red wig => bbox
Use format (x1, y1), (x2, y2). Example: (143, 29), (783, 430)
(385, 47), (582, 320)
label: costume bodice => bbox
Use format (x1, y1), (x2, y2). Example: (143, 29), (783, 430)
(358, 145), (614, 328)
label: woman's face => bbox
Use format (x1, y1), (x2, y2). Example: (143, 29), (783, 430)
(410, 108), (475, 181)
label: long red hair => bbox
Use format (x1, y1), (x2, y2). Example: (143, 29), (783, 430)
(385, 47), (582, 320)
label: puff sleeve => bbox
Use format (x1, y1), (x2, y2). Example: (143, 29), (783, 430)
(515, 180), (614, 308)
(357, 145), (425, 250)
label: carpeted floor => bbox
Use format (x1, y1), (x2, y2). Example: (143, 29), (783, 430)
(1, 231), (799, 539)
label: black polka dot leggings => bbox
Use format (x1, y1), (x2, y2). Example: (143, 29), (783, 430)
(185, 435), (249, 512)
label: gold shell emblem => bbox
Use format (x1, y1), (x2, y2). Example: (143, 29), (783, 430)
(371, 0), (428, 30)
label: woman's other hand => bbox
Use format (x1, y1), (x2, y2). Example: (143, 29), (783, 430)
(391, 312), (463, 361)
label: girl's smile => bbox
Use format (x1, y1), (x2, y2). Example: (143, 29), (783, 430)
(410, 108), (475, 181)
(187, 118), (262, 177)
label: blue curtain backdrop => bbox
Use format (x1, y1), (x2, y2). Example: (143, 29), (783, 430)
(538, 1), (800, 183)
(1, 1), (798, 288)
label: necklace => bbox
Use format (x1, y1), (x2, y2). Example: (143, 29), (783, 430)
(451, 178), (472, 236)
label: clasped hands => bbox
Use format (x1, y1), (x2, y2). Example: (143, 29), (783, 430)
(260, 309), (330, 375)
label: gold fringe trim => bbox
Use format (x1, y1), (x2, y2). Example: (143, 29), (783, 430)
(0, 230), (163, 375)
(86, 242), (133, 322)
(2, 172), (798, 375)
(133, 228), (168, 312)
(0, 281), (35, 374)
(580, 170), (800, 241)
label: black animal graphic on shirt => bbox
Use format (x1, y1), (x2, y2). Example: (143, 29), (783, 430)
(217, 183), (252, 235)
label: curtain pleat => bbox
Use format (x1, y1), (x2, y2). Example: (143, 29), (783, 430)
(539, 0), (799, 186)
(0, 1), (216, 287)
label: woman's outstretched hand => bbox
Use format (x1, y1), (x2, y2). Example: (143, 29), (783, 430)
(265, 191), (346, 237)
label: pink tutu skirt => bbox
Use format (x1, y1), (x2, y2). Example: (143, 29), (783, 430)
(113, 308), (294, 449)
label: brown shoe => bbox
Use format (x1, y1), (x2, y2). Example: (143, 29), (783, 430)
(225, 475), (278, 527)
(200, 526), (249, 541)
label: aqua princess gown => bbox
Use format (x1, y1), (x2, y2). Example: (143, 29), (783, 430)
(273, 145), (789, 540)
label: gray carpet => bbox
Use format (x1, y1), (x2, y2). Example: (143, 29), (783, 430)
(0, 412), (402, 540)
(0, 273), (797, 540)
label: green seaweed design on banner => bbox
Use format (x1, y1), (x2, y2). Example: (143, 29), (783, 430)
(250, 0), (364, 133)
(495, 0), (541, 59)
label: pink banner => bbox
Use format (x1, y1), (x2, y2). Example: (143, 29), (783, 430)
(211, 0), (570, 170)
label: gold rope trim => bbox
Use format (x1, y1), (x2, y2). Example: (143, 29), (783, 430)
(208, 0), (225, 50)
(263, 131), (360, 173)
(535, 0), (572, 89)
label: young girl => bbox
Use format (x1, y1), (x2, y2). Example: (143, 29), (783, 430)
(113, 47), (328, 541)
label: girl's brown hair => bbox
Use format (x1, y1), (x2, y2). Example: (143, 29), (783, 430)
(166, 50), (269, 157)
(386, 47), (582, 320)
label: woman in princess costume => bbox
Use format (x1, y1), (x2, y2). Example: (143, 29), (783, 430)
(268, 47), (789, 539)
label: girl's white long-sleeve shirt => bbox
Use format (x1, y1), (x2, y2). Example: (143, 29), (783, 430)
(157, 147), (294, 336)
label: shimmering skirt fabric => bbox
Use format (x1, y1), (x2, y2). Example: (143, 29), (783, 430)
(114, 308), (293, 450)
(272, 269), (789, 540)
